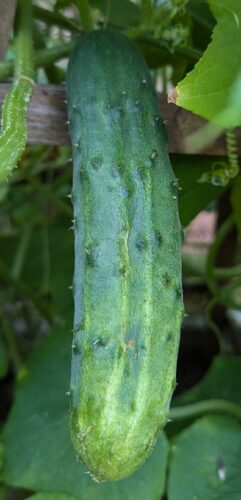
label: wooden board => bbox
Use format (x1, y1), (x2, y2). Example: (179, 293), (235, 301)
(0, 83), (240, 155)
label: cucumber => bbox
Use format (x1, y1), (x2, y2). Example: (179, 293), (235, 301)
(66, 28), (183, 482)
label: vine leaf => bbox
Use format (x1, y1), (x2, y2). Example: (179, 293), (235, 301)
(168, 415), (241, 500)
(0, 0), (34, 183)
(171, 154), (224, 226)
(89, 0), (140, 27)
(0, 79), (33, 183)
(172, 0), (241, 127)
(174, 355), (241, 407)
(28, 495), (75, 500)
(167, 355), (241, 437)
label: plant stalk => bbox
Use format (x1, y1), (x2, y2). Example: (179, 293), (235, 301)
(77, 0), (93, 32)
(170, 399), (241, 423)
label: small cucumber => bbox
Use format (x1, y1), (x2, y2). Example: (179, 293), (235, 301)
(66, 28), (183, 482)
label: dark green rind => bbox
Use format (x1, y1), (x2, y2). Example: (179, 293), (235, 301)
(66, 29), (183, 482)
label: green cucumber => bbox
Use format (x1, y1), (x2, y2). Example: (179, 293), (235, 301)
(66, 28), (183, 482)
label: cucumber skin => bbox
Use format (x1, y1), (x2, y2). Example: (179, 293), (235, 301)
(67, 29), (183, 482)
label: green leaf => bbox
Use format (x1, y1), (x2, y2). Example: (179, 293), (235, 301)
(188, 0), (215, 33)
(167, 355), (241, 438)
(168, 415), (241, 500)
(231, 174), (241, 238)
(176, 0), (241, 126)
(175, 355), (241, 407)
(217, 69), (241, 127)
(90, 0), (140, 27)
(2, 328), (169, 499)
(28, 494), (75, 500)
(137, 40), (176, 69)
(23, 222), (73, 320)
(0, 219), (74, 323)
(171, 155), (225, 226)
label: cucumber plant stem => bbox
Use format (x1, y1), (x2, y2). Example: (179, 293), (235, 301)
(0, 36), (201, 82)
(206, 298), (230, 353)
(12, 224), (32, 279)
(205, 215), (235, 352)
(103, 0), (111, 29)
(33, 22), (64, 83)
(0, 0), (34, 182)
(125, 31), (202, 62)
(77, 0), (93, 32)
(206, 214), (235, 299)
(33, 5), (81, 32)
(141, 0), (153, 26)
(3, 226), (33, 379)
(0, 41), (75, 80)
(170, 399), (241, 423)
(215, 263), (241, 278)
(15, 0), (34, 80)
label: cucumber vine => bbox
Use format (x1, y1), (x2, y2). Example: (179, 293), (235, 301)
(77, 0), (93, 32)
(0, 0), (34, 183)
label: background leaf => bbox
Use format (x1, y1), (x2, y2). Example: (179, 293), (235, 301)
(167, 355), (241, 437)
(174, 355), (241, 407)
(168, 415), (241, 500)
(171, 155), (225, 226)
(0, 217), (73, 323)
(90, 0), (140, 27)
(176, 0), (241, 126)
(28, 494), (75, 500)
(188, 0), (215, 37)
(2, 328), (169, 499)
(28, 495), (75, 500)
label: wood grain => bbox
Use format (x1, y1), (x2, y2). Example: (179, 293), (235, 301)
(0, 83), (240, 155)
(0, 0), (17, 60)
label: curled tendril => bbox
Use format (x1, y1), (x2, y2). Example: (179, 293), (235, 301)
(226, 128), (239, 178)
(198, 128), (239, 187)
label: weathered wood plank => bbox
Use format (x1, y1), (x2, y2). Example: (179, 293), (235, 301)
(0, 83), (240, 155)
(0, 0), (17, 60)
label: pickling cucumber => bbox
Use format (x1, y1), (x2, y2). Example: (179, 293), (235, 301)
(66, 28), (183, 482)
